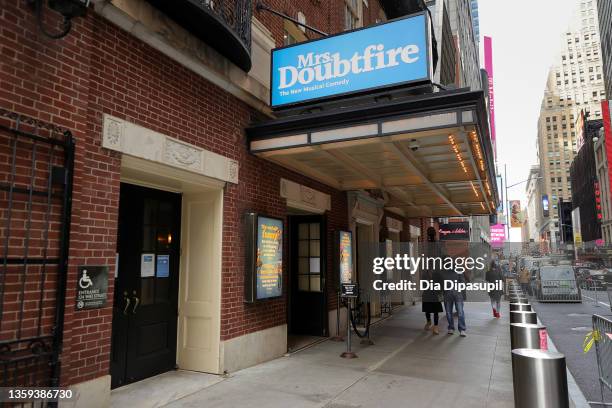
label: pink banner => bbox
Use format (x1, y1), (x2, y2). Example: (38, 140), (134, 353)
(490, 224), (506, 247)
(484, 36), (496, 159)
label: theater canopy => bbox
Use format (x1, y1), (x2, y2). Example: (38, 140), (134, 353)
(247, 88), (499, 218)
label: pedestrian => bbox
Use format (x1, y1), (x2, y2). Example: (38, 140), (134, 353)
(486, 260), (504, 318)
(519, 265), (531, 296)
(441, 242), (467, 337)
(422, 227), (444, 335)
(422, 268), (443, 335)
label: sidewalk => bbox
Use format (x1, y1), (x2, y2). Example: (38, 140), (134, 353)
(157, 301), (515, 408)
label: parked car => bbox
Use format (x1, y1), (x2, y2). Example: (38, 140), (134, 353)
(535, 265), (581, 302)
(579, 269), (612, 291)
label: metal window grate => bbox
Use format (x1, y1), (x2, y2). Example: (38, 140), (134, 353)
(0, 108), (74, 397)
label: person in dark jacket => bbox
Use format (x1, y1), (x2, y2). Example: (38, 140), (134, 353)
(486, 260), (504, 318)
(422, 227), (444, 335)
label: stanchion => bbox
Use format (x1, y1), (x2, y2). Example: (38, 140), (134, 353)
(510, 303), (532, 312)
(330, 292), (344, 342)
(510, 311), (537, 324)
(512, 348), (569, 408)
(510, 323), (547, 350)
(340, 298), (357, 359)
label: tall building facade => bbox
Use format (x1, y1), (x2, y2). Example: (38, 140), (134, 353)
(536, 0), (607, 244)
(525, 165), (543, 242)
(597, 0), (612, 97)
(446, 0), (482, 90)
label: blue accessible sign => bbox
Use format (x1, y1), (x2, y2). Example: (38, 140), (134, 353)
(270, 13), (432, 108)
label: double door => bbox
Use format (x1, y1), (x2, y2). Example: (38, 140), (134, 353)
(111, 183), (181, 388)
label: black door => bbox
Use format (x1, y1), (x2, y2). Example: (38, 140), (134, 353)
(111, 183), (181, 388)
(289, 215), (327, 336)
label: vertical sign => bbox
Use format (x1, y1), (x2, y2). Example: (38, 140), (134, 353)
(572, 207), (582, 247)
(339, 231), (353, 285)
(603, 100), (612, 208)
(542, 195), (550, 218)
(510, 200), (521, 228)
(256, 216), (283, 300)
(484, 36), (496, 159)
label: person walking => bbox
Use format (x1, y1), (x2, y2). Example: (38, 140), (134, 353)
(519, 265), (531, 296)
(422, 269), (443, 335)
(486, 260), (504, 318)
(441, 242), (467, 337)
(422, 227), (443, 335)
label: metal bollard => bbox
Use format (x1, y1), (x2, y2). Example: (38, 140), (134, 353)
(510, 323), (546, 350)
(510, 311), (537, 324)
(510, 297), (529, 304)
(512, 348), (569, 408)
(510, 303), (532, 312)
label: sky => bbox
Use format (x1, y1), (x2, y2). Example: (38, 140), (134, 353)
(477, 0), (581, 240)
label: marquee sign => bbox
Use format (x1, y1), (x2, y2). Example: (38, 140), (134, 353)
(270, 13), (432, 108)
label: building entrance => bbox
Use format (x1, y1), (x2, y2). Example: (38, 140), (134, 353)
(111, 183), (181, 388)
(288, 215), (327, 346)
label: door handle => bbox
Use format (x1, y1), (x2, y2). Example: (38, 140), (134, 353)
(132, 291), (140, 314)
(122, 292), (130, 315)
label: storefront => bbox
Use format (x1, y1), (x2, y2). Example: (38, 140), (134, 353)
(0, 1), (497, 406)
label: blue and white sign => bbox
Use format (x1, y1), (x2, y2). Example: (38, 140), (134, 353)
(271, 13), (431, 108)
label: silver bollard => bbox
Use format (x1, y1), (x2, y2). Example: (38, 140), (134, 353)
(510, 323), (546, 350)
(510, 297), (529, 304)
(510, 311), (537, 324)
(510, 303), (532, 312)
(512, 348), (569, 408)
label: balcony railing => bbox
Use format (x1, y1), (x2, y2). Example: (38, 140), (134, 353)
(147, 0), (252, 71)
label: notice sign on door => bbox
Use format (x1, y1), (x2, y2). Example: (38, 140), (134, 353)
(141, 253), (155, 277)
(75, 266), (108, 310)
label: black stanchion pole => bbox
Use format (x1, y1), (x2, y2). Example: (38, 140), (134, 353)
(341, 298), (357, 358)
(330, 291), (344, 342)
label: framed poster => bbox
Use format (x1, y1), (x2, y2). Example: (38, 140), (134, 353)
(245, 213), (284, 302)
(338, 230), (354, 285)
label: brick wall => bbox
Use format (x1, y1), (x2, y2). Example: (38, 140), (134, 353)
(0, 0), (377, 385)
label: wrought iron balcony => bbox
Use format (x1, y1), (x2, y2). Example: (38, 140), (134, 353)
(147, 0), (252, 71)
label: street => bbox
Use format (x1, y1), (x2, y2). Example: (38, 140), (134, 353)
(531, 289), (612, 405)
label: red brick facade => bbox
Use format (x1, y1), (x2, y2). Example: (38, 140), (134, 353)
(0, 0), (391, 387)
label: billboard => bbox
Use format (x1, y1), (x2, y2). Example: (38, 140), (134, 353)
(571, 207), (582, 247)
(510, 200), (521, 228)
(245, 213), (284, 302)
(603, 100), (612, 210)
(490, 224), (506, 248)
(270, 13), (432, 108)
(484, 36), (496, 159)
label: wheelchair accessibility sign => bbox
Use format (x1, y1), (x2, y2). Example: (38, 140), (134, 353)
(75, 266), (109, 310)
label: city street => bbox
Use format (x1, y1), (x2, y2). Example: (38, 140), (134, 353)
(531, 290), (612, 405)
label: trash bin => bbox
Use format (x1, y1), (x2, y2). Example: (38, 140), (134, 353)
(510, 303), (532, 312)
(510, 311), (537, 324)
(510, 323), (546, 350)
(512, 348), (569, 408)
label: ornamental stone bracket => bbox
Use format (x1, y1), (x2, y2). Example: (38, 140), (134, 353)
(280, 178), (331, 214)
(102, 114), (239, 184)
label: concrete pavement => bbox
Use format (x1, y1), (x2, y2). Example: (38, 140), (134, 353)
(153, 302), (515, 408)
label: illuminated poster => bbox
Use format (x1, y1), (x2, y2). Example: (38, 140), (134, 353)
(256, 216), (283, 300)
(510, 200), (521, 228)
(490, 224), (506, 248)
(542, 195), (550, 217)
(339, 231), (353, 285)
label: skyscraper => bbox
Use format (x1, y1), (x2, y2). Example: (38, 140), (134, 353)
(535, 0), (607, 244)
(470, 0), (480, 47)
(597, 0), (612, 97)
